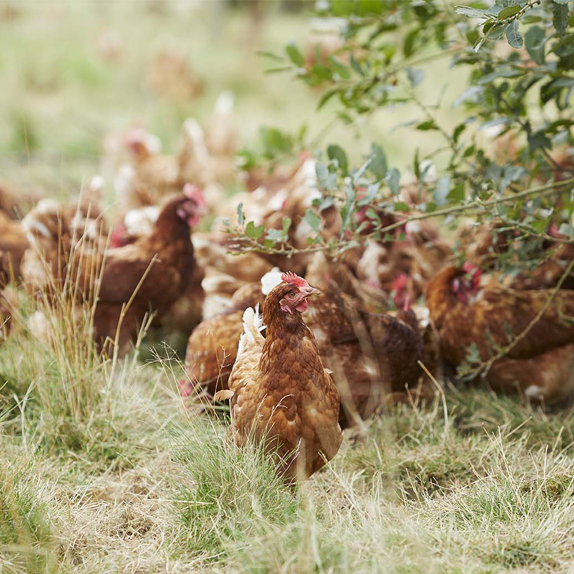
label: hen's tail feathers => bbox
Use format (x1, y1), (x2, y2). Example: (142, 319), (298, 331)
(236, 305), (265, 359)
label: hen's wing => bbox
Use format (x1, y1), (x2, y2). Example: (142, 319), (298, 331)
(509, 243), (574, 290)
(304, 293), (357, 352)
(477, 286), (574, 359)
(486, 343), (574, 403)
(364, 312), (424, 390)
(85, 246), (182, 306)
(0, 217), (28, 282)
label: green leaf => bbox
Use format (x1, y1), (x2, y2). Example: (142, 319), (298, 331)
(403, 28), (419, 57)
(316, 162), (329, 187)
(311, 63), (333, 81)
(327, 144), (349, 173)
(282, 216), (292, 235)
(237, 202), (245, 226)
(525, 25), (546, 65)
(553, 1), (569, 35)
(349, 53), (365, 76)
(453, 86), (484, 107)
(449, 182), (466, 204)
(386, 168), (401, 195)
(527, 130), (552, 152)
(257, 50), (285, 62)
(393, 202), (411, 212)
(455, 6), (489, 18)
(416, 119), (439, 131)
(265, 228), (286, 243)
(453, 123), (467, 144)
(304, 209), (323, 232)
(413, 149), (421, 179)
(264, 66), (295, 75)
(433, 176), (451, 206)
(328, 56), (351, 79)
(498, 5), (521, 20)
(532, 218), (551, 233)
(317, 89), (340, 110)
(554, 0), (570, 4)
(505, 21), (523, 49)
(477, 68), (523, 84)
(407, 67), (425, 87)
(354, 156), (373, 182)
(285, 42), (305, 67)
(245, 221), (265, 240)
(259, 126), (293, 157)
(369, 143), (388, 180)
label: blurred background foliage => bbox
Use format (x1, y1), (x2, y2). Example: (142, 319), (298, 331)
(0, 0), (469, 195)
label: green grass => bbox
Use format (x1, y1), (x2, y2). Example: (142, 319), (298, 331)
(0, 447), (60, 574)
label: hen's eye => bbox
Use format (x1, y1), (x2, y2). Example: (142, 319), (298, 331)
(288, 292), (297, 298)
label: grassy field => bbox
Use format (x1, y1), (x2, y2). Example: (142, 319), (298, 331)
(3, 296), (574, 574)
(2, 2), (574, 573)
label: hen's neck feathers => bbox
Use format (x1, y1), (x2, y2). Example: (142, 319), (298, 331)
(260, 284), (321, 377)
(424, 265), (466, 328)
(262, 285), (306, 334)
(128, 198), (195, 266)
(149, 200), (191, 243)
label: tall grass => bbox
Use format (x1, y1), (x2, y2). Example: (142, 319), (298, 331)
(163, 393), (574, 573)
(170, 417), (298, 562)
(0, 219), (143, 464)
(0, 446), (60, 574)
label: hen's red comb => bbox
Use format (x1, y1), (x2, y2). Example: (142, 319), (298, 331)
(462, 261), (480, 274)
(281, 272), (309, 288)
(183, 183), (206, 205)
(392, 273), (409, 291)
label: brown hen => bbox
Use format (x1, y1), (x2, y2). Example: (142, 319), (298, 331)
(220, 272), (342, 482)
(183, 282), (265, 397)
(0, 212), (28, 285)
(304, 253), (425, 426)
(76, 186), (206, 353)
(425, 262), (574, 403)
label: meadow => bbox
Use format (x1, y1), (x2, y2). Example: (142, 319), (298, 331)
(1, 1), (574, 573)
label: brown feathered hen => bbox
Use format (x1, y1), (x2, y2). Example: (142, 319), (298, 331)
(76, 185), (207, 353)
(218, 272), (342, 482)
(425, 261), (574, 403)
(304, 253), (425, 426)
(20, 181), (108, 293)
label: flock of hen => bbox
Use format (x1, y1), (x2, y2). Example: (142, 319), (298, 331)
(1, 94), (574, 482)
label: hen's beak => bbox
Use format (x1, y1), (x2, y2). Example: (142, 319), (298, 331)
(304, 286), (320, 297)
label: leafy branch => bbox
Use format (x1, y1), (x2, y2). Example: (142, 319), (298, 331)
(230, 177), (574, 258)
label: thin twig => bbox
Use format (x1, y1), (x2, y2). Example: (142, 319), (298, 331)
(418, 360), (449, 433)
